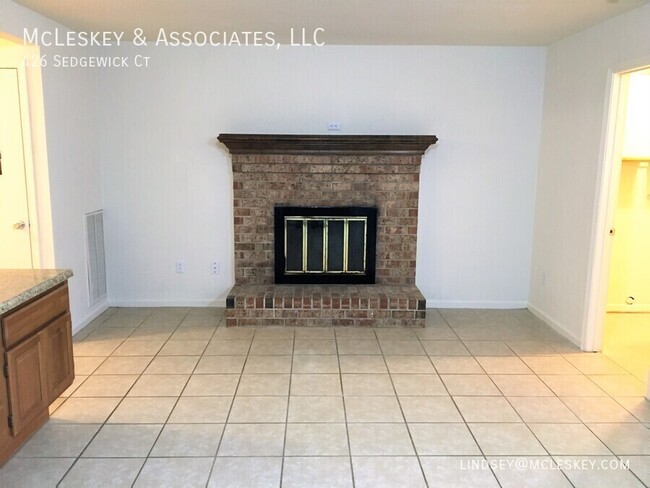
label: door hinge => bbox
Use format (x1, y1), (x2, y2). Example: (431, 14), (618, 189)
(2, 363), (7, 378)
(8, 416), (13, 429)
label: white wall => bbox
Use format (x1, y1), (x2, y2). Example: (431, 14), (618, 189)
(97, 44), (545, 307)
(1, 0), (106, 332)
(529, 3), (650, 345)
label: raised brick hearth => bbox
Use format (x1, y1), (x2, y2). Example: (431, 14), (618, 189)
(226, 285), (426, 327)
(218, 134), (437, 327)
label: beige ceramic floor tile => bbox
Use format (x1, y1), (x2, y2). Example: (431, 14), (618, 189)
(476, 356), (533, 374)
(528, 423), (611, 455)
(352, 456), (426, 488)
(293, 339), (337, 355)
(128, 326), (176, 341)
(17, 424), (100, 458)
(430, 356), (483, 374)
(212, 327), (255, 340)
(454, 396), (521, 422)
(0, 458), (75, 488)
(150, 423), (224, 456)
(73, 356), (106, 375)
(195, 355), (246, 374)
(285, 423), (349, 455)
(294, 327), (335, 339)
(539, 375), (606, 397)
(244, 355), (292, 373)
(254, 328), (294, 340)
(348, 423), (414, 455)
(555, 456), (646, 488)
(237, 374), (290, 395)
(384, 356), (435, 373)
(469, 423), (546, 455)
(93, 356), (152, 375)
(564, 353), (630, 375)
(614, 396), (650, 423)
(282, 457), (353, 488)
(410, 423), (481, 455)
(399, 396), (462, 422)
(107, 397), (177, 423)
(112, 340), (165, 356)
(208, 457), (282, 488)
(491, 374), (554, 396)
(379, 340), (426, 356)
(128, 374), (189, 397)
(158, 340), (208, 356)
(218, 424), (285, 456)
(292, 355), (340, 373)
(464, 341), (515, 356)
(143, 355), (199, 374)
(229, 396), (288, 422)
(204, 339), (251, 355)
(182, 374), (239, 396)
(249, 339), (294, 355)
(339, 355), (387, 373)
(83, 424), (162, 457)
(588, 375), (647, 397)
(72, 375), (138, 397)
(341, 374), (393, 396)
(288, 396), (345, 422)
(59, 458), (145, 488)
(588, 423), (650, 455)
(421, 456), (499, 488)
(337, 339), (382, 355)
(521, 356), (580, 374)
(508, 397), (579, 423)
(421, 341), (470, 356)
(134, 457), (214, 488)
(488, 456), (571, 488)
(391, 374), (448, 396)
(168, 396), (232, 423)
(345, 396), (404, 422)
(50, 397), (121, 424)
(561, 397), (639, 423)
(441, 374), (501, 396)
(169, 326), (216, 341)
(291, 374), (342, 395)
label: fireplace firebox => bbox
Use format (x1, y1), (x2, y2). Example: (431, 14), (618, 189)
(274, 206), (377, 284)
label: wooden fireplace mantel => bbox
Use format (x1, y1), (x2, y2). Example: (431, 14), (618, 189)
(217, 134), (438, 155)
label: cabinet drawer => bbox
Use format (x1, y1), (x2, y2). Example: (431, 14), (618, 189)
(2, 284), (69, 349)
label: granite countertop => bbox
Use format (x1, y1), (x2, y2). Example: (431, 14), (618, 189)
(0, 269), (73, 315)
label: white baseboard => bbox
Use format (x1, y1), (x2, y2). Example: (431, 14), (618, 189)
(108, 298), (227, 308)
(606, 304), (650, 313)
(527, 302), (582, 347)
(427, 299), (528, 309)
(72, 298), (110, 335)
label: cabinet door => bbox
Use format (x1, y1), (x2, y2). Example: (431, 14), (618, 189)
(43, 313), (74, 403)
(6, 333), (48, 436)
(0, 347), (11, 445)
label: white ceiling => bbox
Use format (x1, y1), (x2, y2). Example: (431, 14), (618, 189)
(13, 0), (648, 46)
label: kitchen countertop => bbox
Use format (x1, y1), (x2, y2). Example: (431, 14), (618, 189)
(0, 269), (73, 315)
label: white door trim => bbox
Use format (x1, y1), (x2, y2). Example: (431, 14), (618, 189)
(582, 59), (650, 351)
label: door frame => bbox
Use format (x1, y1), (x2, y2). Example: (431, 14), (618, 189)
(0, 34), (54, 268)
(583, 59), (650, 351)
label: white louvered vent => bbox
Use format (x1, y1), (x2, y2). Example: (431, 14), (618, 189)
(85, 210), (107, 306)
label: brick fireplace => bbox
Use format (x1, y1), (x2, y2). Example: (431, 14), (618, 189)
(218, 134), (437, 327)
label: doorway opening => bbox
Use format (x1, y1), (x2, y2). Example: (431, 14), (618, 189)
(585, 66), (650, 394)
(0, 33), (54, 268)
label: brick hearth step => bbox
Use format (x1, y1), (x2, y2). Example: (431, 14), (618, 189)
(225, 284), (426, 327)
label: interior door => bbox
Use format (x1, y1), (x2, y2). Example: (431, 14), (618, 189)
(0, 67), (33, 268)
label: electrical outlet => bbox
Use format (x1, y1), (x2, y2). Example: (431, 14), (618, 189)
(327, 121), (341, 131)
(210, 261), (220, 275)
(176, 261), (184, 273)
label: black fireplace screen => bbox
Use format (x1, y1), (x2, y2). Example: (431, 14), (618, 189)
(274, 206), (377, 284)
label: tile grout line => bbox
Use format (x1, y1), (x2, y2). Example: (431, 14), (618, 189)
(414, 329), (504, 488)
(56, 307), (158, 487)
(334, 327), (356, 488)
(204, 315), (256, 488)
(278, 328), (296, 488)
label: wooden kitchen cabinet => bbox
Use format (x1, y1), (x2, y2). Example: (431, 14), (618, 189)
(0, 281), (74, 465)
